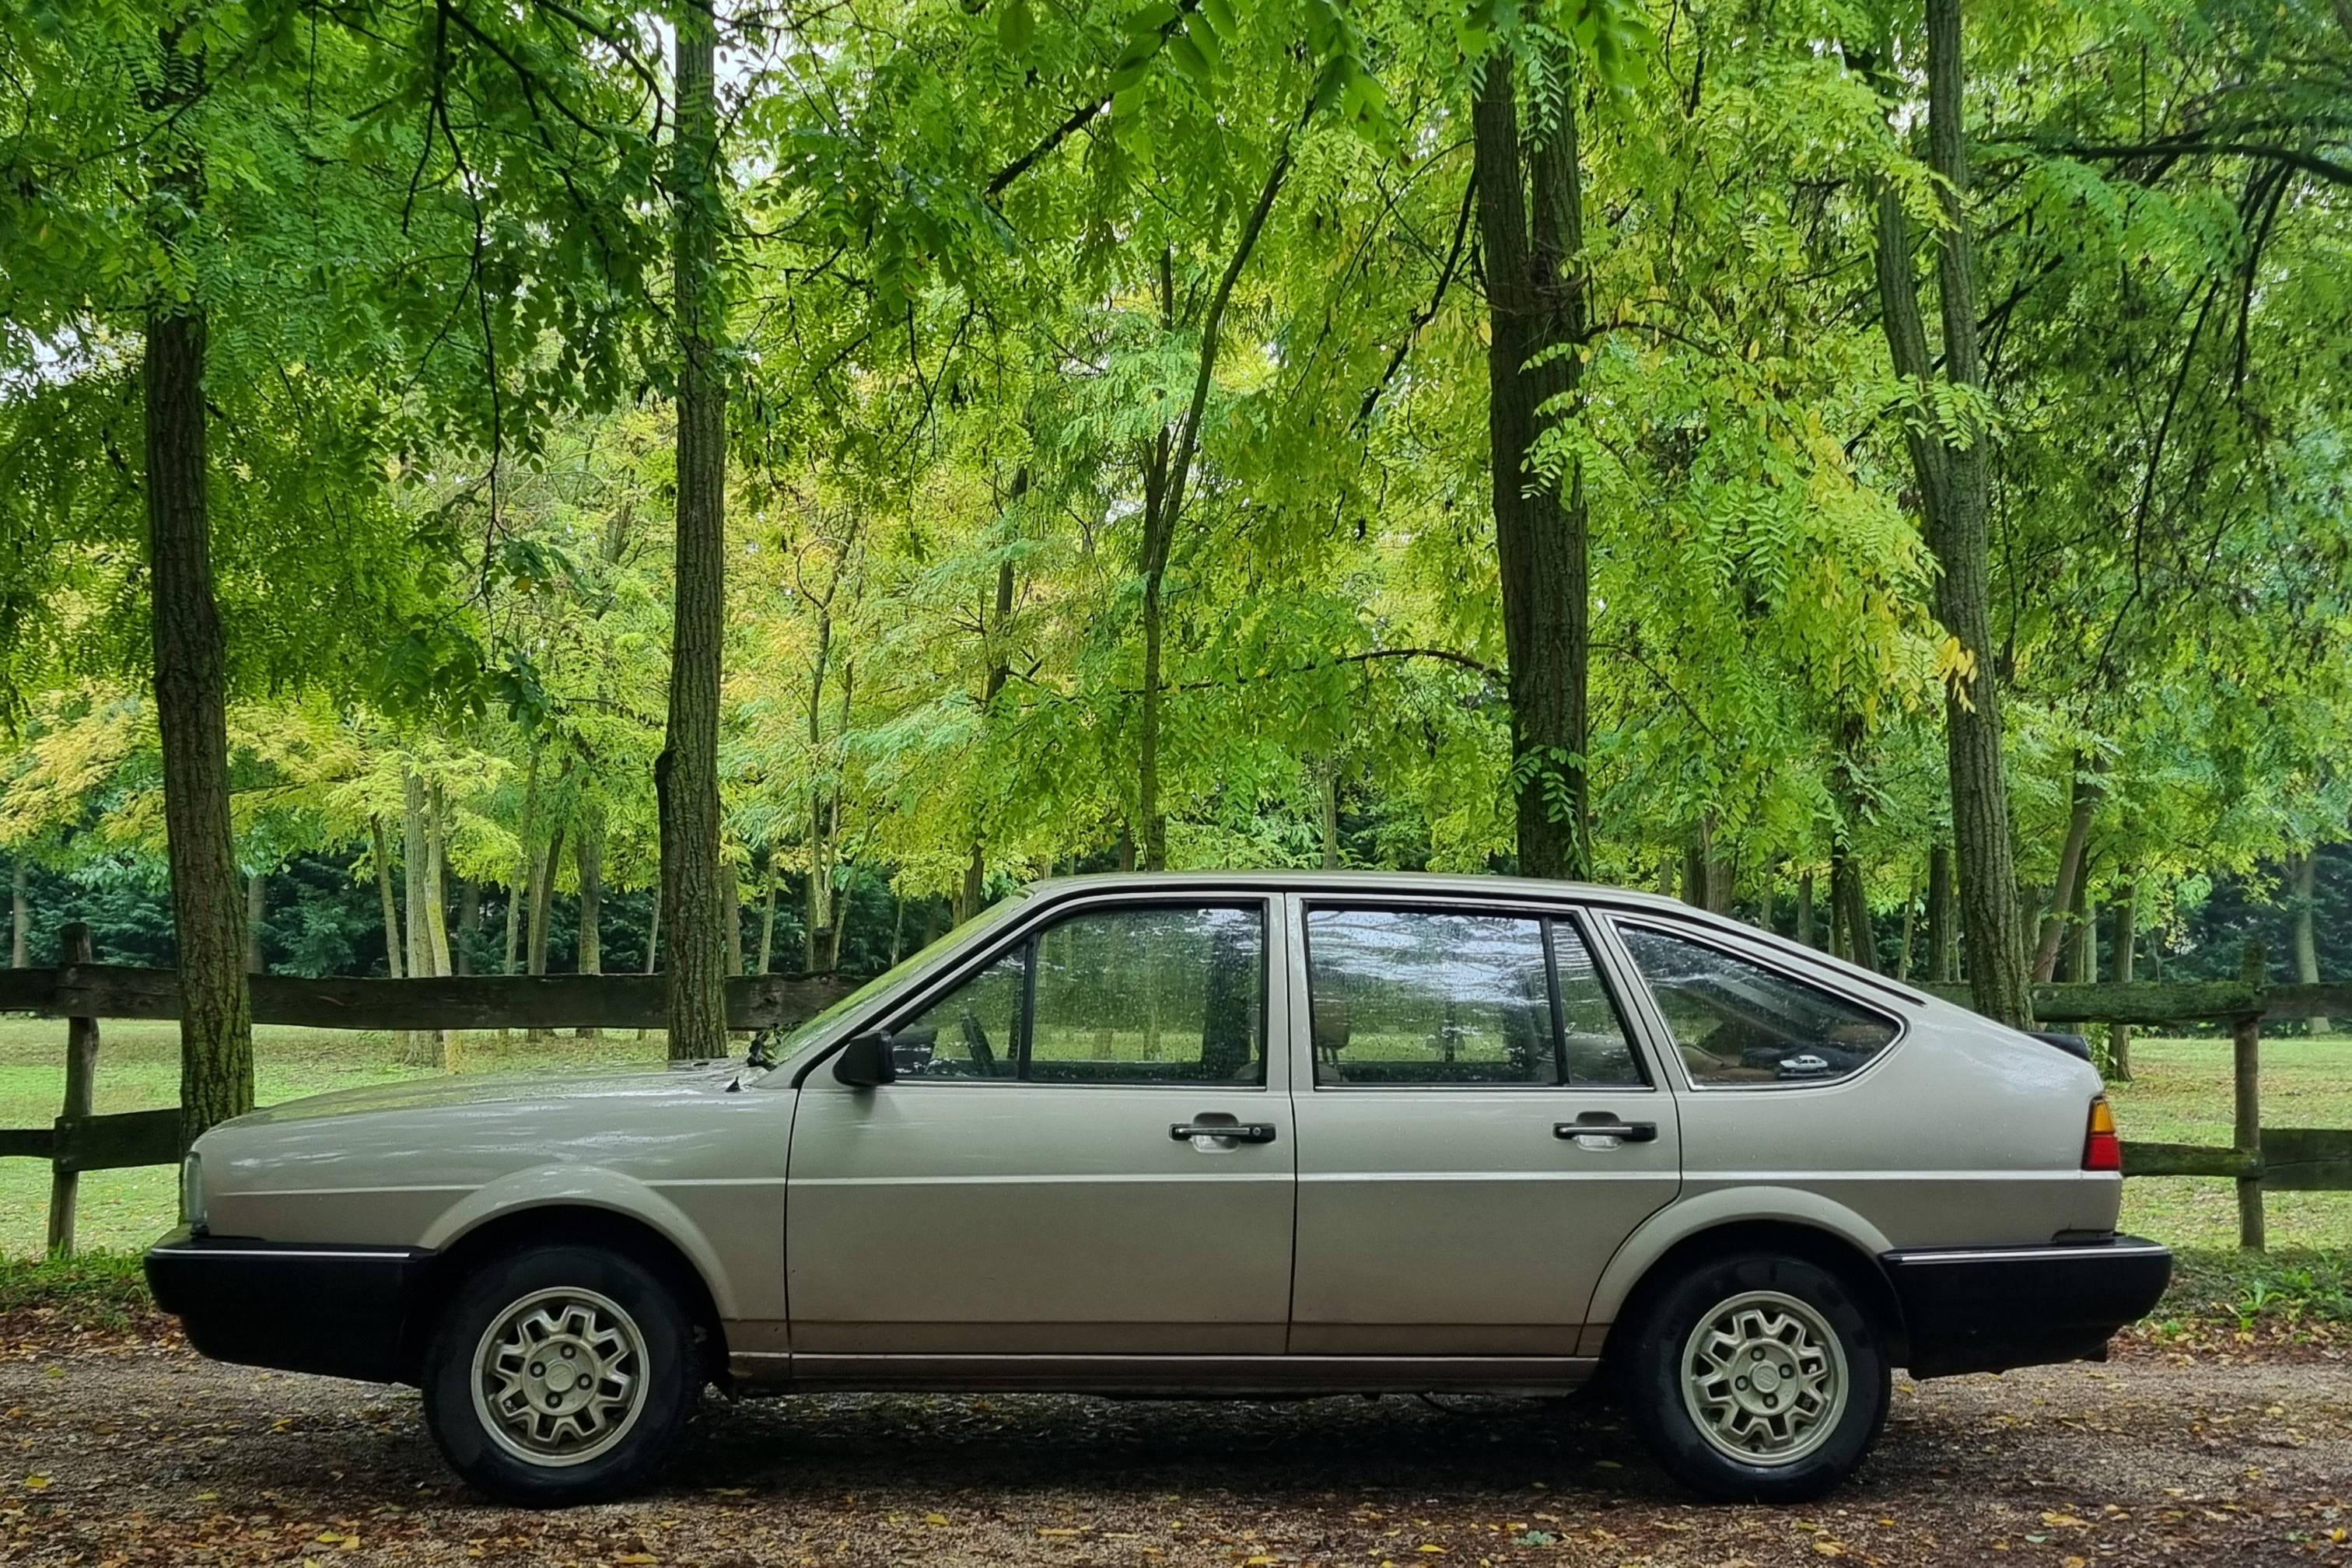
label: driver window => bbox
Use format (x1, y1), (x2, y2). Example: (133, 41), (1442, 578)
(1615, 923), (1898, 1086)
(889, 952), (1023, 1080)
(886, 904), (1267, 1085)
(1028, 905), (1265, 1084)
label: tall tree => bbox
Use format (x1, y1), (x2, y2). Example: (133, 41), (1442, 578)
(1863, 0), (2033, 1026)
(144, 20), (252, 1143)
(658, 0), (732, 1059)
(1472, 43), (1592, 880)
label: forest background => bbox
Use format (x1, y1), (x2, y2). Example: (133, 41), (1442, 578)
(4, 0), (2350, 1136)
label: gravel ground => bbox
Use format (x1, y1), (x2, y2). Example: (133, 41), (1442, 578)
(2, 1332), (2347, 1567)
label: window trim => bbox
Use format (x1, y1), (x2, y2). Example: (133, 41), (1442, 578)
(872, 897), (1274, 1090)
(1605, 915), (1909, 1094)
(1298, 898), (1653, 1093)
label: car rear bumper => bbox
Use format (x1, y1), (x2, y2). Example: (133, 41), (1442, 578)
(1881, 1234), (2172, 1378)
(145, 1228), (433, 1384)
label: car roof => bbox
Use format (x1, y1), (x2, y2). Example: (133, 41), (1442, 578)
(1024, 869), (1695, 913)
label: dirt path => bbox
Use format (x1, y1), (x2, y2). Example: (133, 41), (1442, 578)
(2, 1339), (2346, 1566)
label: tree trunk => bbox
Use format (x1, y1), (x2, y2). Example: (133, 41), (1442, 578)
(401, 770), (431, 981)
(724, 859), (744, 978)
(1474, 46), (1593, 881)
(1755, 876), (1774, 934)
(1832, 842), (1874, 973)
(145, 153), (252, 1145)
(804, 614), (837, 971)
(241, 870), (265, 974)
(644, 892), (661, 974)
(505, 754), (537, 978)
(425, 783), (453, 977)
(757, 857), (777, 975)
(1796, 871), (1817, 948)
(527, 826), (565, 978)
(8, 856), (27, 968)
(2292, 850), (2328, 1034)
(2032, 758), (2100, 982)
(426, 784), (460, 1067)
(1320, 761), (1341, 870)
(1864, 4), (2032, 1026)
(2109, 879), (2137, 1078)
(1896, 870), (1919, 982)
(2070, 880), (2097, 984)
(1926, 840), (1958, 982)
(369, 815), (411, 1056)
(658, 0), (731, 1062)
(454, 880), (478, 976)
(576, 824), (602, 1040)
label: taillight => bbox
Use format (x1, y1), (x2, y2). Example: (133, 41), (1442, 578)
(2083, 1097), (2122, 1172)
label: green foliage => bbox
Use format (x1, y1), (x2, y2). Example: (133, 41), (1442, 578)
(4, 0), (2350, 982)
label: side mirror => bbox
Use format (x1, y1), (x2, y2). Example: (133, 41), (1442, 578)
(832, 1030), (898, 1087)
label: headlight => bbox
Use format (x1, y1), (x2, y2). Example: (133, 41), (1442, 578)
(180, 1152), (208, 1234)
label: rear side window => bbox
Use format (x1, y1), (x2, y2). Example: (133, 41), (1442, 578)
(1615, 923), (1898, 1087)
(1305, 907), (1644, 1087)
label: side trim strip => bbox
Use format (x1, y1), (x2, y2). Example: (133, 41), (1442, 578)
(1885, 1241), (2172, 1266)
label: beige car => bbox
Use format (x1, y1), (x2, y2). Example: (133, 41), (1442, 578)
(148, 873), (2168, 1505)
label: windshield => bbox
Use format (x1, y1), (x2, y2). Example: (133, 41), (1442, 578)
(751, 890), (1033, 1076)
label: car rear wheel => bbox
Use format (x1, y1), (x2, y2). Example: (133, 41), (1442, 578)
(1622, 1252), (1890, 1503)
(422, 1244), (698, 1505)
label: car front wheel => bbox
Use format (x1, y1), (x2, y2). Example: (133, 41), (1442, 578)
(422, 1243), (698, 1505)
(1622, 1252), (1890, 1503)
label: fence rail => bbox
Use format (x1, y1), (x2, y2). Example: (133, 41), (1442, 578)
(0, 964), (853, 1032)
(2, 924), (856, 1254)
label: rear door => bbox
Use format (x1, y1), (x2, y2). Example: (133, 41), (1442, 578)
(1285, 896), (1682, 1356)
(786, 895), (1295, 1357)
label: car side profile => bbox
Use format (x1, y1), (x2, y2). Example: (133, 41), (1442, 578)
(146, 872), (2171, 1505)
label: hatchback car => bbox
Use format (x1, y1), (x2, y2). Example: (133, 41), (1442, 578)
(148, 873), (2169, 1504)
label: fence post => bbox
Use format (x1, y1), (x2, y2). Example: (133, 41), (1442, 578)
(45, 922), (100, 1257)
(2233, 940), (2265, 1252)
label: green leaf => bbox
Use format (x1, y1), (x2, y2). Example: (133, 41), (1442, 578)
(996, 0), (1034, 57)
(1165, 31), (1213, 85)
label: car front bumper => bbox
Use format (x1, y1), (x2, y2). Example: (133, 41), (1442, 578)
(145, 1228), (434, 1384)
(1881, 1234), (2173, 1377)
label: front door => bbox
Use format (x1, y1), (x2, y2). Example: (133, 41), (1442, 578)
(786, 897), (1294, 1358)
(1286, 898), (1682, 1356)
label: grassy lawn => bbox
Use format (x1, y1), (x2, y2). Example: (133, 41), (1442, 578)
(2107, 1034), (2352, 1251)
(5, 1017), (2346, 1259)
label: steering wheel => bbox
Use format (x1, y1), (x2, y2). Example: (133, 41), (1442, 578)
(959, 1006), (996, 1072)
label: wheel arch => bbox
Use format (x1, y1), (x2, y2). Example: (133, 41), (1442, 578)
(1587, 1192), (1909, 1367)
(406, 1194), (731, 1387)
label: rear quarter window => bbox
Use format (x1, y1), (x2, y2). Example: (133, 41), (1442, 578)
(1614, 922), (1899, 1087)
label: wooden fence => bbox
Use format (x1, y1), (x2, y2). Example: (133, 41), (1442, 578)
(1, 922), (852, 1254)
(6, 926), (2350, 1255)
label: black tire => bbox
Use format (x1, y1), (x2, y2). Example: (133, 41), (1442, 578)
(1621, 1252), (1890, 1503)
(421, 1243), (699, 1506)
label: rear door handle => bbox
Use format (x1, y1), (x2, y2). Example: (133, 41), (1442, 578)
(1555, 1118), (1657, 1143)
(1171, 1122), (1278, 1143)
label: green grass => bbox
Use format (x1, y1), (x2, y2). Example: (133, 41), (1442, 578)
(0, 1248), (151, 1327)
(0, 1017), (669, 1258)
(5, 1019), (2347, 1261)
(2108, 1034), (2352, 1251)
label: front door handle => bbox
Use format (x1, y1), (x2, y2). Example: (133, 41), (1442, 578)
(1171, 1122), (1278, 1144)
(1555, 1117), (1657, 1144)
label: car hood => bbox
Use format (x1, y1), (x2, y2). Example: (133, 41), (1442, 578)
(222, 1061), (745, 1129)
